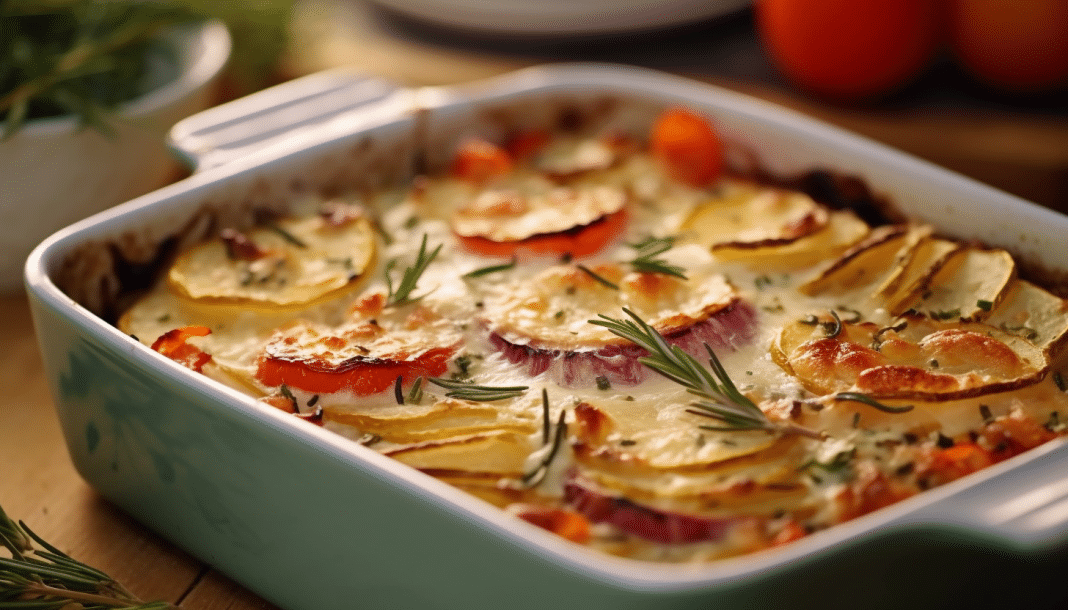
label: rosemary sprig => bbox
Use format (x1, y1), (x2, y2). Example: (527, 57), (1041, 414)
(834, 392), (914, 414)
(385, 233), (441, 306)
(522, 390), (568, 487)
(0, 503), (175, 609)
(590, 309), (822, 439)
(0, 1), (200, 138)
(628, 236), (687, 279)
(462, 257), (516, 279)
(575, 264), (619, 290)
(426, 377), (528, 402)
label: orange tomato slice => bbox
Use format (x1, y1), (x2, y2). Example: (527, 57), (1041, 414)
(257, 346), (455, 395)
(650, 107), (724, 188)
(456, 208), (627, 259)
(450, 138), (513, 184)
(151, 326), (213, 372)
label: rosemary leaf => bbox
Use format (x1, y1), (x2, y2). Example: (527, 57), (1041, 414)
(386, 234), (442, 306)
(462, 257), (516, 279)
(426, 377), (528, 402)
(834, 392), (915, 414)
(628, 235), (687, 279)
(0, 503), (175, 609)
(591, 309), (822, 438)
(575, 264), (619, 290)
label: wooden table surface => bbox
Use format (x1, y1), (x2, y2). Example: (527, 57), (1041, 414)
(3, 2), (1067, 609)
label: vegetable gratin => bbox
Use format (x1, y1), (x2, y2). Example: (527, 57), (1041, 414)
(117, 105), (1068, 564)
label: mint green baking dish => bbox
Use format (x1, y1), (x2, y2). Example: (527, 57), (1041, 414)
(25, 64), (1068, 609)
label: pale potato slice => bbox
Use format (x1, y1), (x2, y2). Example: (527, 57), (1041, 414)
(799, 224), (928, 296)
(570, 399), (781, 470)
(987, 279), (1068, 357)
(382, 431), (533, 475)
(168, 208), (375, 308)
(711, 210), (871, 270)
(482, 263), (737, 351)
(878, 237), (962, 316)
(323, 397), (539, 443)
(772, 316), (1048, 400)
(451, 181), (627, 243)
(907, 247), (1016, 323)
(532, 133), (628, 177)
(682, 187), (827, 249)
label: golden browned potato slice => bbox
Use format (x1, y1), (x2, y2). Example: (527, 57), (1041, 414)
(450, 180), (627, 243)
(905, 247), (1016, 323)
(877, 236), (961, 315)
(324, 397), (539, 443)
(682, 186), (828, 249)
(168, 206), (375, 308)
(799, 224), (930, 296)
(570, 399), (781, 470)
(711, 210), (870, 270)
(772, 315), (1048, 400)
(482, 263), (737, 351)
(381, 430), (533, 476)
(986, 279), (1068, 358)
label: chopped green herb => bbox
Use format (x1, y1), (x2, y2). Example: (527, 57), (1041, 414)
(453, 355), (474, 380)
(834, 392), (914, 414)
(628, 235), (687, 279)
(976, 299), (993, 311)
(406, 377), (425, 405)
(576, 264), (619, 290)
(979, 404), (993, 423)
(463, 257), (517, 279)
(595, 375), (612, 391)
(385, 233), (442, 306)
(930, 308), (961, 321)
(267, 223), (308, 249)
(427, 378), (528, 402)
(822, 310), (843, 339)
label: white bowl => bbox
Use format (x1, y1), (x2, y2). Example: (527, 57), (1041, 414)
(0, 18), (231, 294)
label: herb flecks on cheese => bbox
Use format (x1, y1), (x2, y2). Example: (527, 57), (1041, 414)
(121, 109), (1068, 564)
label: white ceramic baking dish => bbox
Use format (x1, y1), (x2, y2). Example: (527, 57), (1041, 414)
(24, 64), (1068, 610)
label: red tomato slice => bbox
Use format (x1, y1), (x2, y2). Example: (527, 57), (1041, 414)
(450, 138), (513, 184)
(256, 346), (454, 396)
(505, 129), (551, 161)
(650, 107), (724, 188)
(457, 208), (627, 259)
(151, 326), (213, 372)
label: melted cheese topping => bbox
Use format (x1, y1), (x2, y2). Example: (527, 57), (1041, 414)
(119, 128), (1068, 565)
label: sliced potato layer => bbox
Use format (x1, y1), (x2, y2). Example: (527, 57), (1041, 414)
(799, 224), (930, 296)
(986, 280), (1068, 358)
(772, 315), (1048, 400)
(450, 177), (627, 243)
(168, 205), (375, 308)
(481, 263), (737, 351)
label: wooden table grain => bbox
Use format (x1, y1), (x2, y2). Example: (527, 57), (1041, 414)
(4, 2), (1067, 608)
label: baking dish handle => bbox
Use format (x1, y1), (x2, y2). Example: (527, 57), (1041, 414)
(168, 70), (401, 172)
(905, 439), (1068, 549)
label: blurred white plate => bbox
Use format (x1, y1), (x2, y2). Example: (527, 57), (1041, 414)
(369, 0), (751, 35)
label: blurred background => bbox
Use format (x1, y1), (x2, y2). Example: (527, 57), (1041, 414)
(275, 0), (1068, 211)
(4, 0), (1067, 209)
